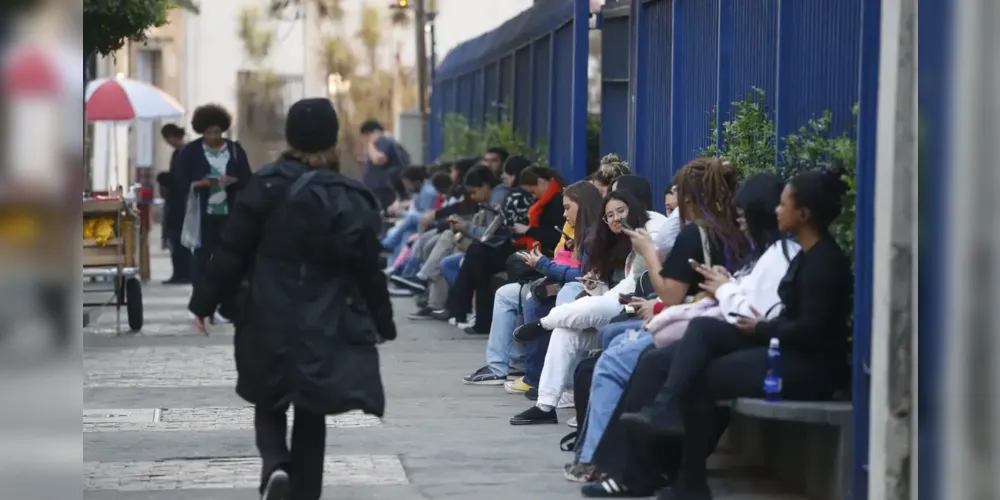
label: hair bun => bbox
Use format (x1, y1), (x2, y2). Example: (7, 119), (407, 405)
(823, 165), (849, 197)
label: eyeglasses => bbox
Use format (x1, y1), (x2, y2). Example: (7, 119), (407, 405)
(603, 206), (629, 223)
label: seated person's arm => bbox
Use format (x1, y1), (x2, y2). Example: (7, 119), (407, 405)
(535, 255), (583, 283)
(638, 225), (705, 307)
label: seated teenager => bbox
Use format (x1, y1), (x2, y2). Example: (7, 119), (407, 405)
(447, 166), (564, 334)
(463, 181), (603, 385)
(566, 173), (796, 484)
(382, 166), (439, 264)
(613, 168), (852, 500)
(588, 153), (632, 197)
(509, 191), (648, 425)
(389, 172), (455, 280)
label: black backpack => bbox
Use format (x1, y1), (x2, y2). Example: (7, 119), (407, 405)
(392, 140), (412, 169)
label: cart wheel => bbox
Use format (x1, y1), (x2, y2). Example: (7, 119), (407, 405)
(125, 278), (143, 332)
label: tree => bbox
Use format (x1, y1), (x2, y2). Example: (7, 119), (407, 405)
(356, 3), (382, 74)
(83, 0), (170, 57)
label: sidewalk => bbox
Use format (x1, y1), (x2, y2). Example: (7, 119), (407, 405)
(83, 242), (802, 499)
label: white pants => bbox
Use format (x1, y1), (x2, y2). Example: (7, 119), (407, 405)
(540, 292), (624, 331)
(536, 326), (598, 408)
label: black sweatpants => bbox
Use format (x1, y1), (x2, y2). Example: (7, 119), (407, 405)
(255, 404), (327, 500)
(192, 214), (228, 291)
(446, 242), (512, 332)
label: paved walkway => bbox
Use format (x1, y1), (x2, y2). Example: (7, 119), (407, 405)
(83, 243), (802, 499)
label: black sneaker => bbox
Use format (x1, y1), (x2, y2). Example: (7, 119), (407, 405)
(261, 468), (290, 500)
(414, 294), (429, 309)
(464, 326), (488, 335)
(391, 275), (428, 293)
(388, 286), (414, 297)
(430, 309), (451, 321)
(508, 369), (525, 379)
(510, 405), (557, 425)
(619, 404), (685, 437)
(408, 307), (443, 320)
(513, 320), (550, 342)
(463, 366), (506, 385)
(524, 388), (538, 400)
(580, 477), (651, 498)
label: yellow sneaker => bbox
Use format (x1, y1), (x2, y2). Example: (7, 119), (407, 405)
(504, 377), (534, 394)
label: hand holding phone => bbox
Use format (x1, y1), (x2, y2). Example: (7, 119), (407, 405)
(619, 220), (633, 230)
(618, 294), (633, 304)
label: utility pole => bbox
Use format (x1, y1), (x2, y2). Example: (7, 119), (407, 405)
(414, 0), (429, 163)
(427, 10), (437, 85)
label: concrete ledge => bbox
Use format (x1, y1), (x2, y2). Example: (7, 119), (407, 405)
(732, 398), (852, 426)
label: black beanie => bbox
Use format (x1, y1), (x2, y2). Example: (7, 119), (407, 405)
(285, 98), (340, 153)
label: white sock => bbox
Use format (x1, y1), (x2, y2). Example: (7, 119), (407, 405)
(536, 403), (554, 411)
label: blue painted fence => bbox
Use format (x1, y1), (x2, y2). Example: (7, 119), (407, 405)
(429, 0), (589, 182)
(433, 3), (880, 496)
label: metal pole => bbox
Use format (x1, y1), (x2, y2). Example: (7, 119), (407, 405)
(414, 0), (429, 163)
(428, 11), (437, 85)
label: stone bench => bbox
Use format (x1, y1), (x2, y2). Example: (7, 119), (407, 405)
(724, 398), (852, 500)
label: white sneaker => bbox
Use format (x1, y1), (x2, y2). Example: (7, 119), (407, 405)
(455, 313), (476, 329)
(557, 391), (575, 409)
(567, 416), (578, 428)
(261, 469), (289, 500)
(213, 313), (230, 324)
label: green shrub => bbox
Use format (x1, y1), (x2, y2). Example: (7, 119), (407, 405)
(699, 88), (777, 182)
(441, 112), (548, 167)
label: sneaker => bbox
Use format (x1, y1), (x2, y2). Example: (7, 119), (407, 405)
(430, 309), (451, 321)
(507, 369), (525, 380)
(390, 275), (427, 293)
(408, 307), (442, 320)
(564, 461), (599, 483)
(414, 294), (429, 309)
(463, 326), (488, 335)
(524, 387), (539, 401)
(388, 286), (414, 297)
(510, 405), (557, 425)
(213, 313), (230, 324)
(619, 404), (685, 437)
(462, 366), (506, 385)
(513, 320), (550, 342)
(261, 468), (290, 500)
(567, 416), (578, 428)
(504, 377), (534, 394)
(456, 313), (476, 329)
(580, 477), (650, 498)
(557, 391), (575, 409)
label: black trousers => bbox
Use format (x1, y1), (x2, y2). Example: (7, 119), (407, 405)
(192, 214), (228, 288)
(446, 242), (512, 332)
(255, 404), (327, 500)
(591, 344), (730, 494)
(166, 230), (192, 281)
(654, 317), (844, 489)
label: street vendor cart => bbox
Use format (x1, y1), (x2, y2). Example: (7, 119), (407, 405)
(83, 190), (143, 333)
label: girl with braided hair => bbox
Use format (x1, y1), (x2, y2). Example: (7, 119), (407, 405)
(588, 153), (632, 196)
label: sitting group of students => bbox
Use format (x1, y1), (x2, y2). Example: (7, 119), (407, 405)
(394, 153), (854, 500)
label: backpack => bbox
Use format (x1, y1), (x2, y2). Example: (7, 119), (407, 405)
(392, 140), (412, 169)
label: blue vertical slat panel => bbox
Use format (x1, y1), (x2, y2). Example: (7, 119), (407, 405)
(457, 73), (473, 120)
(550, 21), (574, 177)
(442, 78), (457, 118)
(531, 35), (552, 147)
(483, 62), (499, 123)
(428, 86), (443, 160)
(499, 54), (514, 121)
(775, 0), (862, 143)
(513, 45), (533, 135)
(600, 7), (630, 158)
(471, 69), (484, 128)
(635, 0), (673, 198)
(670, 0), (719, 172)
(724, 0), (777, 115)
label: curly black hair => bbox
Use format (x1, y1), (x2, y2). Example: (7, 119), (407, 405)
(190, 104), (232, 134)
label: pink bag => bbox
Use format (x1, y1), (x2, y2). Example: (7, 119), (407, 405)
(647, 299), (722, 348)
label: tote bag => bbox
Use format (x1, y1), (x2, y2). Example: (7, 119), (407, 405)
(180, 186), (201, 250)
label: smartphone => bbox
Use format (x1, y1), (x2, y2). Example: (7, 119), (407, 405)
(688, 258), (702, 268)
(618, 294), (633, 304)
(555, 225), (574, 242)
(727, 311), (749, 319)
(619, 220), (633, 230)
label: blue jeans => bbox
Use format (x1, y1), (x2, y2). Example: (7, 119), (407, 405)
(441, 253), (463, 285)
(522, 282), (585, 387)
(578, 330), (654, 463)
(598, 319), (645, 350)
(485, 283), (526, 377)
(381, 211), (420, 263)
(398, 253), (422, 278)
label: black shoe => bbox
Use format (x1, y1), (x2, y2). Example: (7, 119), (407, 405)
(390, 274), (428, 293)
(619, 404), (685, 436)
(524, 388), (538, 400)
(462, 366), (506, 385)
(464, 326), (488, 335)
(508, 369), (525, 379)
(656, 484), (713, 500)
(513, 320), (550, 342)
(509, 405), (557, 425)
(261, 468), (290, 500)
(430, 309), (451, 321)
(414, 294), (429, 309)
(581, 477), (651, 497)
(408, 307), (445, 320)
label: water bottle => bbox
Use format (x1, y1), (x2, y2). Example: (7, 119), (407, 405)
(763, 338), (782, 401)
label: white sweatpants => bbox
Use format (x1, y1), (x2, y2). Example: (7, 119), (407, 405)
(540, 292), (624, 331)
(536, 326), (598, 408)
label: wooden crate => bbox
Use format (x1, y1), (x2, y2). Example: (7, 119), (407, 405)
(82, 239), (122, 267)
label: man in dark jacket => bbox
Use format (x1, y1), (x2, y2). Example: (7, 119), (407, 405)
(188, 98), (396, 500)
(160, 124), (191, 284)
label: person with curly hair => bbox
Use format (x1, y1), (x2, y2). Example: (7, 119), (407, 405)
(589, 154), (632, 196)
(175, 104), (252, 304)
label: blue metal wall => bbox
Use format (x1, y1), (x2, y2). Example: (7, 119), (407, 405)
(598, 2), (878, 499)
(430, 0), (589, 182)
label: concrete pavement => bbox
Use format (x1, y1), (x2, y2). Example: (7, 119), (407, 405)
(83, 244), (802, 500)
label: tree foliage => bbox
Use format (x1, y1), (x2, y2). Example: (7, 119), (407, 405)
(83, 0), (170, 57)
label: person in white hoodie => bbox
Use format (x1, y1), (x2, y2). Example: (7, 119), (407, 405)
(573, 172), (797, 493)
(510, 175), (676, 425)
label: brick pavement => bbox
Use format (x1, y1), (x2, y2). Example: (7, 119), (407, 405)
(83, 238), (803, 499)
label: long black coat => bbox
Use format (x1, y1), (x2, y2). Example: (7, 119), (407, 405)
(189, 160), (396, 416)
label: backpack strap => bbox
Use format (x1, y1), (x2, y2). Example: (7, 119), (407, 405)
(288, 170), (320, 198)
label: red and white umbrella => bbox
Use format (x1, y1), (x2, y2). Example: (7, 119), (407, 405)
(85, 76), (184, 122)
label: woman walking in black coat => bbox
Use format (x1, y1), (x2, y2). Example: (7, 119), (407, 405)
(188, 98), (396, 500)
